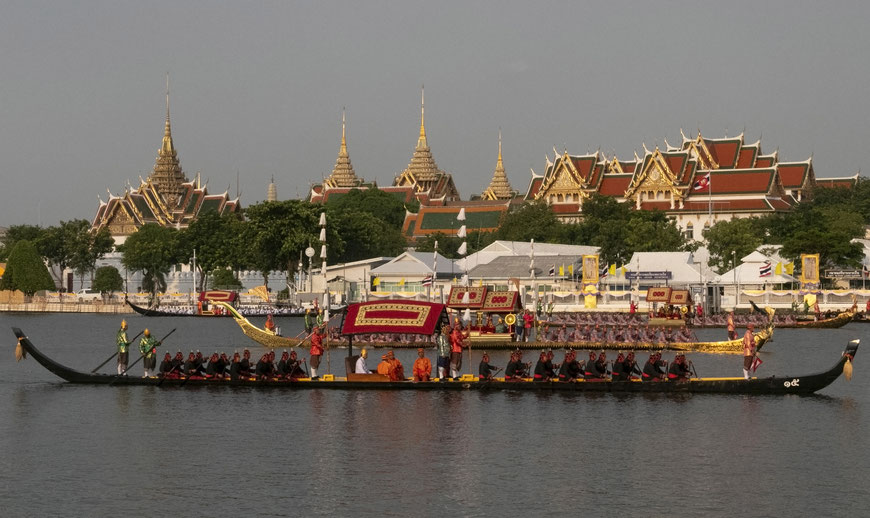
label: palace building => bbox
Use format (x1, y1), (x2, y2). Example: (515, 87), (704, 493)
(92, 88), (240, 243)
(523, 130), (858, 241)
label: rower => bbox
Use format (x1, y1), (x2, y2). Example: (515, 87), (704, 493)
(239, 349), (252, 377)
(229, 352), (243, 380)
(205, 353), (223, 379)
(533, 351), (550, 381)
(642, 352), (666, 381)
(277, 351), (290, 375)
(558, 350), (582, 381)
(478, 352), (499, 380)
(583, 351), (598, 379)
(585, 351), (608, 380)
(668, 353), (691, 381)
(287, 350), (305, 378)
(625, 352), (642, 380)
(611, 352), (628, 381)
(171, 351), (184, 373)
(159, 352), (173, 377)
(505, 351), (526, 381)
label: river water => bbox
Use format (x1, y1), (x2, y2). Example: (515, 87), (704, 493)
(1, 312), (868, 517)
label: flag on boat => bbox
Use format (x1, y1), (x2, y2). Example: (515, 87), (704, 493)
(693, 173), (710, 191)
(759, 261), (772, 277)
(421, 274), (433, 287)
(751, 356), (763, 372)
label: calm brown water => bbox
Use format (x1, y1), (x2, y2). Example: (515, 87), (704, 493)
(1, 312), (869, 517)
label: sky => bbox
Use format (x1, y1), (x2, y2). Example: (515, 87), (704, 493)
(1, 1), (869, 227)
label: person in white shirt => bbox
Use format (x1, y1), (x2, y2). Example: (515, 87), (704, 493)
(355, 348), (372, 374)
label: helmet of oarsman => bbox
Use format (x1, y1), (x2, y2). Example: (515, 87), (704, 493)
(121, 320), (128, 329)
(144, 329), (151, 337)
(290, 350), (297, 359)
(164, 352), (171, 360)
(482, 352), (490, 362)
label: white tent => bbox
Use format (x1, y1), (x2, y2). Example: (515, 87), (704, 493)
(714, 251), (796, 286)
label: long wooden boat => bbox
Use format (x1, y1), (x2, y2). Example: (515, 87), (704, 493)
(217, 300), (775, 353)
(777, 310), (855, 329)
(10, 327), (857, 395)
(217, 302), (306, 348)
(127, 299), (231, 317)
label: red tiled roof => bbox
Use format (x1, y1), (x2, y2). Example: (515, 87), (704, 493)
(815, 177), (859, 189)
(736, 146), (758, 169)
(708, 169), (775, 194)
(598, 175), (632, 196)
(663, 152), (689, 183)
(755, 155), (775, 168)
(778, 163), (810, 189)
(525, 177), (544, 200)
(705, 139), (741, 168)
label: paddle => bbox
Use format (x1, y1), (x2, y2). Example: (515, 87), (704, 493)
(91, 330), (144, 373)
(110, 328), (177, 384)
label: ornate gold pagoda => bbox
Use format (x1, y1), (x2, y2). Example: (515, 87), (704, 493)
(148, 79), (189, 207)
(323, 109), (362, 189)
(393, 88), (459, 200)
(481, 129), (515, 200)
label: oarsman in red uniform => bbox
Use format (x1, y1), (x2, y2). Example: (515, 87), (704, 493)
(449, 324), (469, 380)
(309, 325), (325, 380)
(743, 323), (756, 380)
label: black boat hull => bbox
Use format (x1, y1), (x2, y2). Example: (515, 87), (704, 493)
(11, 327), (857, 395)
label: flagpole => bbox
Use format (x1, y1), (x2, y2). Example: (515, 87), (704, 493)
(708, 171), (712, 228)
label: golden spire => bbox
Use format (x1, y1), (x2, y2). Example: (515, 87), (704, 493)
(161, 73), (174, 156)
(482, 128), (514, 200)
(148, 73), (188, 208)
(324, 107), (360, 188)
(396, 86), (442, 184)
(417, 85), (427, 148)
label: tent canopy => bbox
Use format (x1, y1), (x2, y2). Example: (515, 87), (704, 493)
(341, 300), (449, 336)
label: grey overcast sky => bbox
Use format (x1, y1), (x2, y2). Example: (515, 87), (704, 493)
(1, 1), (869, 227)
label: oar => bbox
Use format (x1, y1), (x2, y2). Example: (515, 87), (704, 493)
(91, 330), (143, 373)
(110, 328), (177, 384)
(689, 360), (699, 379)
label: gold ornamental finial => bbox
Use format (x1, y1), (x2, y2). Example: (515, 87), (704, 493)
(419, 85), (426, 143)
(340, 107), (347, 154)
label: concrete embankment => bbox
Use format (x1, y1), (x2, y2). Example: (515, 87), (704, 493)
(0, 302), (132, 314)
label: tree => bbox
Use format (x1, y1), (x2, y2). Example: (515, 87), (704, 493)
(179, 210), (242, 290)
(326, 188), (410, 229)
(703, 218), (764, 274)
(776, 206), (864, 269)
(625, 210), (687, 254)
(0, 240), (55, 295)
(243, 200), (343, 287)
(0, 224), (44, 262)
(330, 211), (406, 263)
(92, 265), (124, 294)
(494, 201), (564, 243)
(210, 268), (243, 290)
(68, 223), (114, 289)
(118, 224), (181, 304)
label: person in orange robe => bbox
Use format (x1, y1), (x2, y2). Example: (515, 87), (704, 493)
(412, 348), (431, 381)
(377, 351), (405, 381)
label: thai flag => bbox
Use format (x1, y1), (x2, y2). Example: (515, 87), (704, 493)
(422, 274), (433, 287)
(759, 261), (772, 277)
(599, 264), (609, 279)
(548, 265), (555, 276)
(693, 173), (710, 191)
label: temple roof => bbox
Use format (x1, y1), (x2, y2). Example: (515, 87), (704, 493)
(481, 130), (515, 200)
(397, 88), (443, 183)
(324, 110), (362, 189)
